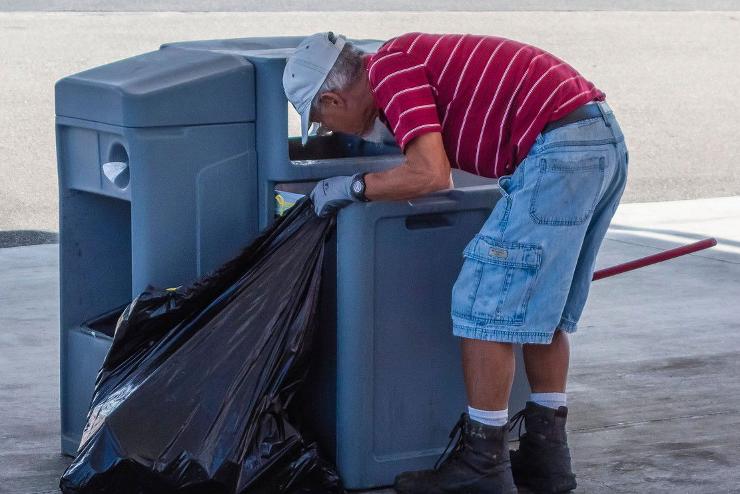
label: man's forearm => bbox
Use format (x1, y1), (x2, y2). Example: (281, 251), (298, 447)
(365, 161), (452, 201)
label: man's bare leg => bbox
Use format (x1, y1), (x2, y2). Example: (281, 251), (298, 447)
(523, 329), (569, 393)
(461, 338), (515, 410)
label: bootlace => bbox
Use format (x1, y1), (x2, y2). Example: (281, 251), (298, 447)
(508, 408), (527, 440)
(433, 413), (466, 470)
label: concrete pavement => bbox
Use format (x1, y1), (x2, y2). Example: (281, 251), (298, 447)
(568, 198), (740, 492)
(1, 11), (739, 236)
(4, 1), (740, 11)
(1, 196), (739, 493)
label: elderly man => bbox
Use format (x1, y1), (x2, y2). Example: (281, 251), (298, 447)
(283, 32), (627, 494)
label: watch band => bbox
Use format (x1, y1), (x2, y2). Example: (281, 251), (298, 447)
(350, 173), (370, 202)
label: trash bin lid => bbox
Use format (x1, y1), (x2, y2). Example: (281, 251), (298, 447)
(55, 47), (255, 127)
(164, 36), (384, 60)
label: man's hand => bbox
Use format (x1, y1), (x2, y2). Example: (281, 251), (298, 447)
(310, 175), (356, 217)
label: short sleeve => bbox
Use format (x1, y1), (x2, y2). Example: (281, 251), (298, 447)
(367, 50), (441, 150)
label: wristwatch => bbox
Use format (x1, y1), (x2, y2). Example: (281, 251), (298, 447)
(350, 173), (370, 202)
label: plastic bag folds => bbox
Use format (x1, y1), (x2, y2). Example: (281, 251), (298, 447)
(60, 199), (342, 494)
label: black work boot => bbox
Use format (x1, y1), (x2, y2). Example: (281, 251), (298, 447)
(394, 413), (517, 494)
(509, 402), (577, 493)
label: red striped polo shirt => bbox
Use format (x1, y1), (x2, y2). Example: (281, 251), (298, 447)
(366, 33), (605, 178)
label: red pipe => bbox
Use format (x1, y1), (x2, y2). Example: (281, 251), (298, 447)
(592, 238), (718, 281)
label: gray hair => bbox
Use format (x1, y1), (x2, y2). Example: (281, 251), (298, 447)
(311, 36), (365, 116)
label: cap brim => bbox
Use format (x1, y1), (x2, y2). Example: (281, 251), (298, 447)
(300, 107), (311, 146)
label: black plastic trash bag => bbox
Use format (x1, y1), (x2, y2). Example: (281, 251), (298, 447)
(60, 199), (342, 494)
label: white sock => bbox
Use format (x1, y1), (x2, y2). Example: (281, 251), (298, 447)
(467, 406), (509, 427)
(530, 392), (567, 410)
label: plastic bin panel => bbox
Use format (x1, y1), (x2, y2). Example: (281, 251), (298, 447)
(61, 327), (113, 455)
(329, 187), (529, 489)
(57, 126), (101, 194)
(371, 212), (468, 458)
(127, 122), (257, 293)
(196, 152), (257, 274)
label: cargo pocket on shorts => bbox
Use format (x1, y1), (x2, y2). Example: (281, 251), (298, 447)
(529, 156), (605, 226)
(452, 235), (542, 326)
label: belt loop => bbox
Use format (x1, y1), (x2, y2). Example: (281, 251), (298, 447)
(597, 101), (619, 143)
(597, 101), (612, 128)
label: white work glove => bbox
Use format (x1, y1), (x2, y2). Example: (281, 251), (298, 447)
(310, 175), (360, 217)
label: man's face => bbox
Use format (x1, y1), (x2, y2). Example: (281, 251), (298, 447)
(311, 85), (378, 139)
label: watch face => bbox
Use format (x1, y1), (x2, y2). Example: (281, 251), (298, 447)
(352, 180), (364, 194)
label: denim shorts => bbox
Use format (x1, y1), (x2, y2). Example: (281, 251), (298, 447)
(451, 102), (628, 344)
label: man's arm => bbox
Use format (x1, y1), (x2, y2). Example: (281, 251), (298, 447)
(365, 132), (452, 201)
(308, 132), (453, 216)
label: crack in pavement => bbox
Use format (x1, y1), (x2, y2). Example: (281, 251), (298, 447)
(569, 410), (735, 434)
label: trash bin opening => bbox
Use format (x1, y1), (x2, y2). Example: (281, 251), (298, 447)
(84, 305), (128, 338)
(288, 133), (401, 161)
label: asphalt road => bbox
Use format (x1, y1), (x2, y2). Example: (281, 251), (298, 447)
(0, 11), (739, 237)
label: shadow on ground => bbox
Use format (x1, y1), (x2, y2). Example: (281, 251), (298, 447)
(0, 230), (58, 248)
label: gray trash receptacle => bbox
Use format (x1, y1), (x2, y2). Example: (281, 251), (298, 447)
(302, 173), (529, 489)
(56, 46), (258, 455)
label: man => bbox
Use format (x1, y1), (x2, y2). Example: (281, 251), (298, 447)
(283, 32), (628, 494)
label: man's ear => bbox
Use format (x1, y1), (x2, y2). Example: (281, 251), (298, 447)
(318, 91), (344, 112)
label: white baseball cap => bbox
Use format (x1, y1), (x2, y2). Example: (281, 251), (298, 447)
(283, 32), (347, 145)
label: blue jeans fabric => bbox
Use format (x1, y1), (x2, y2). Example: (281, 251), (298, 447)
(451, 102), (628, 344)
